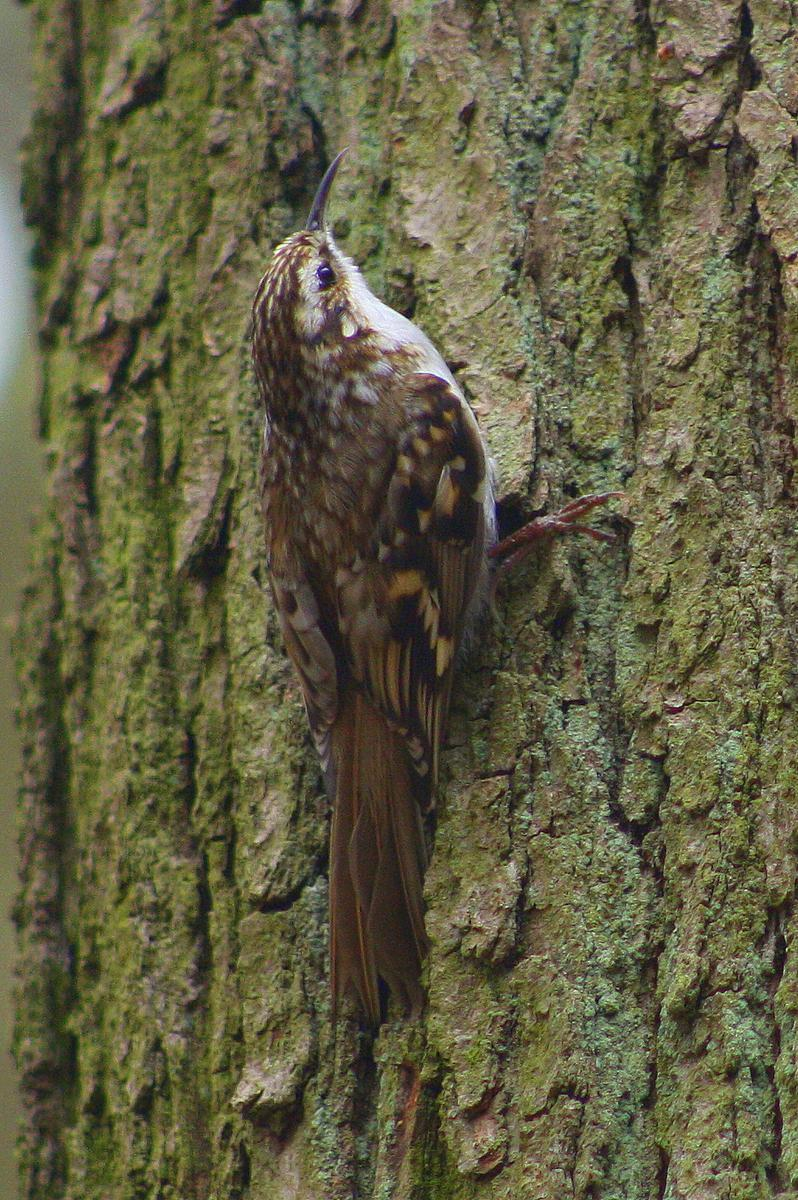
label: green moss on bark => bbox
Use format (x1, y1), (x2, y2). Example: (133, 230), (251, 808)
(14, 0), (798, 1197)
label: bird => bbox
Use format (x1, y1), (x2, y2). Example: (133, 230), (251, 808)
(252, 150), (617, 1022)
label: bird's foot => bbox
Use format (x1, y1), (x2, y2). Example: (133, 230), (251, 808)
(489, 492), (623, 574)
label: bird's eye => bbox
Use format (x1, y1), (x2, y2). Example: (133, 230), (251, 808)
(316, 262), (336, 290)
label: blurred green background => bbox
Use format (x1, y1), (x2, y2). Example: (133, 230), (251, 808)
(1, 2), (41, 1196)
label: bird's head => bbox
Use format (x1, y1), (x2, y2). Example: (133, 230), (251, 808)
(253, 151), (440, 422)
(253, 151), (374, 367)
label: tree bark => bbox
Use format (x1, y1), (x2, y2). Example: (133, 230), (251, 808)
(14, 1), (798, 1197)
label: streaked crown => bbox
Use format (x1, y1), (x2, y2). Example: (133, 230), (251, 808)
(252, 152), (370, 397)
(252, 151), (446, 423)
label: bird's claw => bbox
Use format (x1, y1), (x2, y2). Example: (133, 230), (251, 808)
(490, 491), (623, 574)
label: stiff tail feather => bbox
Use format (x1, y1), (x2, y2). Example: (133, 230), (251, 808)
(329, 693), (428, 1022)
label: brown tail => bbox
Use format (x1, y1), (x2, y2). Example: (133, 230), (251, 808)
(329, 692), (428, 1022)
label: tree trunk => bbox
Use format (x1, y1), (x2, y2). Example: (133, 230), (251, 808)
(14, 1), (798, 1197)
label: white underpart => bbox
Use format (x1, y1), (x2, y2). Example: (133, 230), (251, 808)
(344, 256), (458, 387)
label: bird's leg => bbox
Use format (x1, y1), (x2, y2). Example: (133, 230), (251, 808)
(489, 491), (623, 575)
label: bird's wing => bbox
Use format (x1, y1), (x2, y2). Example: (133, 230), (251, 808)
(270, 574), (339, 789)
(336, 373), (489, 790)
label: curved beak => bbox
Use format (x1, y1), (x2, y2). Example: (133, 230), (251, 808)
(305, 148), (348, 231)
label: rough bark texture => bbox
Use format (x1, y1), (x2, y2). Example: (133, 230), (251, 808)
(14, 1), (798, 1197)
